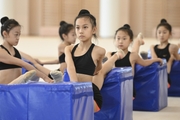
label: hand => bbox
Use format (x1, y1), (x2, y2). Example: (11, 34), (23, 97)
(156, 58), (163, 66)
(116, 49), (125, 59)
(44, 76), (54, 83)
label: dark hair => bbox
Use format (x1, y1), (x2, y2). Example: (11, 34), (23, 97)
(59, 21), (74, 41)
(156, 19), (172, 33)
(1, 16), (20, 37)
(114, 24), (133, 40)
(74, 9), (97, 39)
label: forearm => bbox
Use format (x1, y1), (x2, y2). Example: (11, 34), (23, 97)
(143, 59), (158, 66)
(42, 59), (59, 65)
(67, 66), (78, 82)
(21, 62), (52, 82)
(20, 52), (37, 64)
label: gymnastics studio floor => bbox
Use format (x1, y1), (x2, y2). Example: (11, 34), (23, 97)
(1, 36), (180, 120)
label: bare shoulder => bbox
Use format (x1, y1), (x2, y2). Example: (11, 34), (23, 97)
(150, 44), (155, 49)
(58, 43), (69, 52)
(169, 44), (178, 50)
(0, 48), (7, 58)
(58, 43), (66, 49)
(169, 44), (179, 53)
(130, 52), (139, 60)
(65, 44), (75, 52)
(94, 45), (106, 56)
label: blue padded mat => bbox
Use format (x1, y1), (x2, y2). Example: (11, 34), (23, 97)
(0, 82), (94, 120)
(94, 67), (133, 120)
(133, 62), (167, 111)
(169, 60), (180, 96)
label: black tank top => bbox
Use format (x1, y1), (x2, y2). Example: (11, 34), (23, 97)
(72, 44), (96, 76)
(0, 45), (21, 70)
(59, 53), (65, 63)
(154, 43), (170, 62)
(111, 51), (131, 67)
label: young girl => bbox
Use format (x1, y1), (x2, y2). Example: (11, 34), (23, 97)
(65, 9), (105, 112)
(0, 16), (61, 84)
(150, 19), (180, 87)
(92, 24), (163, 99)
(36, 21), (76, 74)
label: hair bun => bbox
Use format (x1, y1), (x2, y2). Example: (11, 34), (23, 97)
(60, 21), (67, 26)
(78, 9), (90, 16)
(160, 19), (167, 23)
(1, 16), (9, 25)
(123, 24), (130, 29)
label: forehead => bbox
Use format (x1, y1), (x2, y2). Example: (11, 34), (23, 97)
(10, 26), (21, 32)
(75, 17), (91, 25)
(157, 26), (168, 31)
(116, 30), (129, 36)
(68, 29), (75, 33)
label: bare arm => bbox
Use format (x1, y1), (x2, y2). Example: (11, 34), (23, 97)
(65, 45), (78, 82)
(39, 43), (67, 65)
(41, 59), (59, 65)
(0, 51), (52, 82)
(130, 52), (162, 67)
(94, 48), (106, 75)
(20, 51), (38, 64)
(169, 44), (180, 60)
(150, 45), (158, 58)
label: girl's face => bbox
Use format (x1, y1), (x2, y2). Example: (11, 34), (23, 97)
(75, 17), (96, 42)
(66, 29), (76, 44)
(156, 26), (171, 43)
(4, 26), (21, 46)
(114, 30), (132, 51)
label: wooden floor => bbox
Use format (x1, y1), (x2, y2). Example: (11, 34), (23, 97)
(1, 36), (180, 120)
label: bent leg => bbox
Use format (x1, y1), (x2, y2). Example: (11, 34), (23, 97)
(131, 33), (144, 54)
(9, 70), (36, 85)
(93, 53), (119, 90)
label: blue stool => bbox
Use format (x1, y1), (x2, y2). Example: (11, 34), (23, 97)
(64, 67), (133, 120)
(169, 60), (180, 96)
(0, 82), (94, 120)
(133, 62), (167, 111)
(94, 67), (133, 120)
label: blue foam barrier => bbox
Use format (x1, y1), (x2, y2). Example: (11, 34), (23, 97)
(95, 67), (133, 120)
(21, 58), (40, 81)
(64, 68), (133, 120)
(0, 82), (94, 120)
(146, 51), (180, 97)
(168, 60), (180, 96)
(133, 62), (167, 111)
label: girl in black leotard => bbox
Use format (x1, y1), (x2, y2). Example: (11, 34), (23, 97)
(36, 21), (76, 74)
(65, 9), (105, 112)
(93, 24), (163, 99)
(0, 16), (56, 84)
(150, 19), (180, 88)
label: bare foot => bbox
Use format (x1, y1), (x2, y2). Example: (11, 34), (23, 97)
(137, 33), (144, 45)
(116, 49), (125, 59)
(50, 70), (63, 83)
(8, 70), (36, 85)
